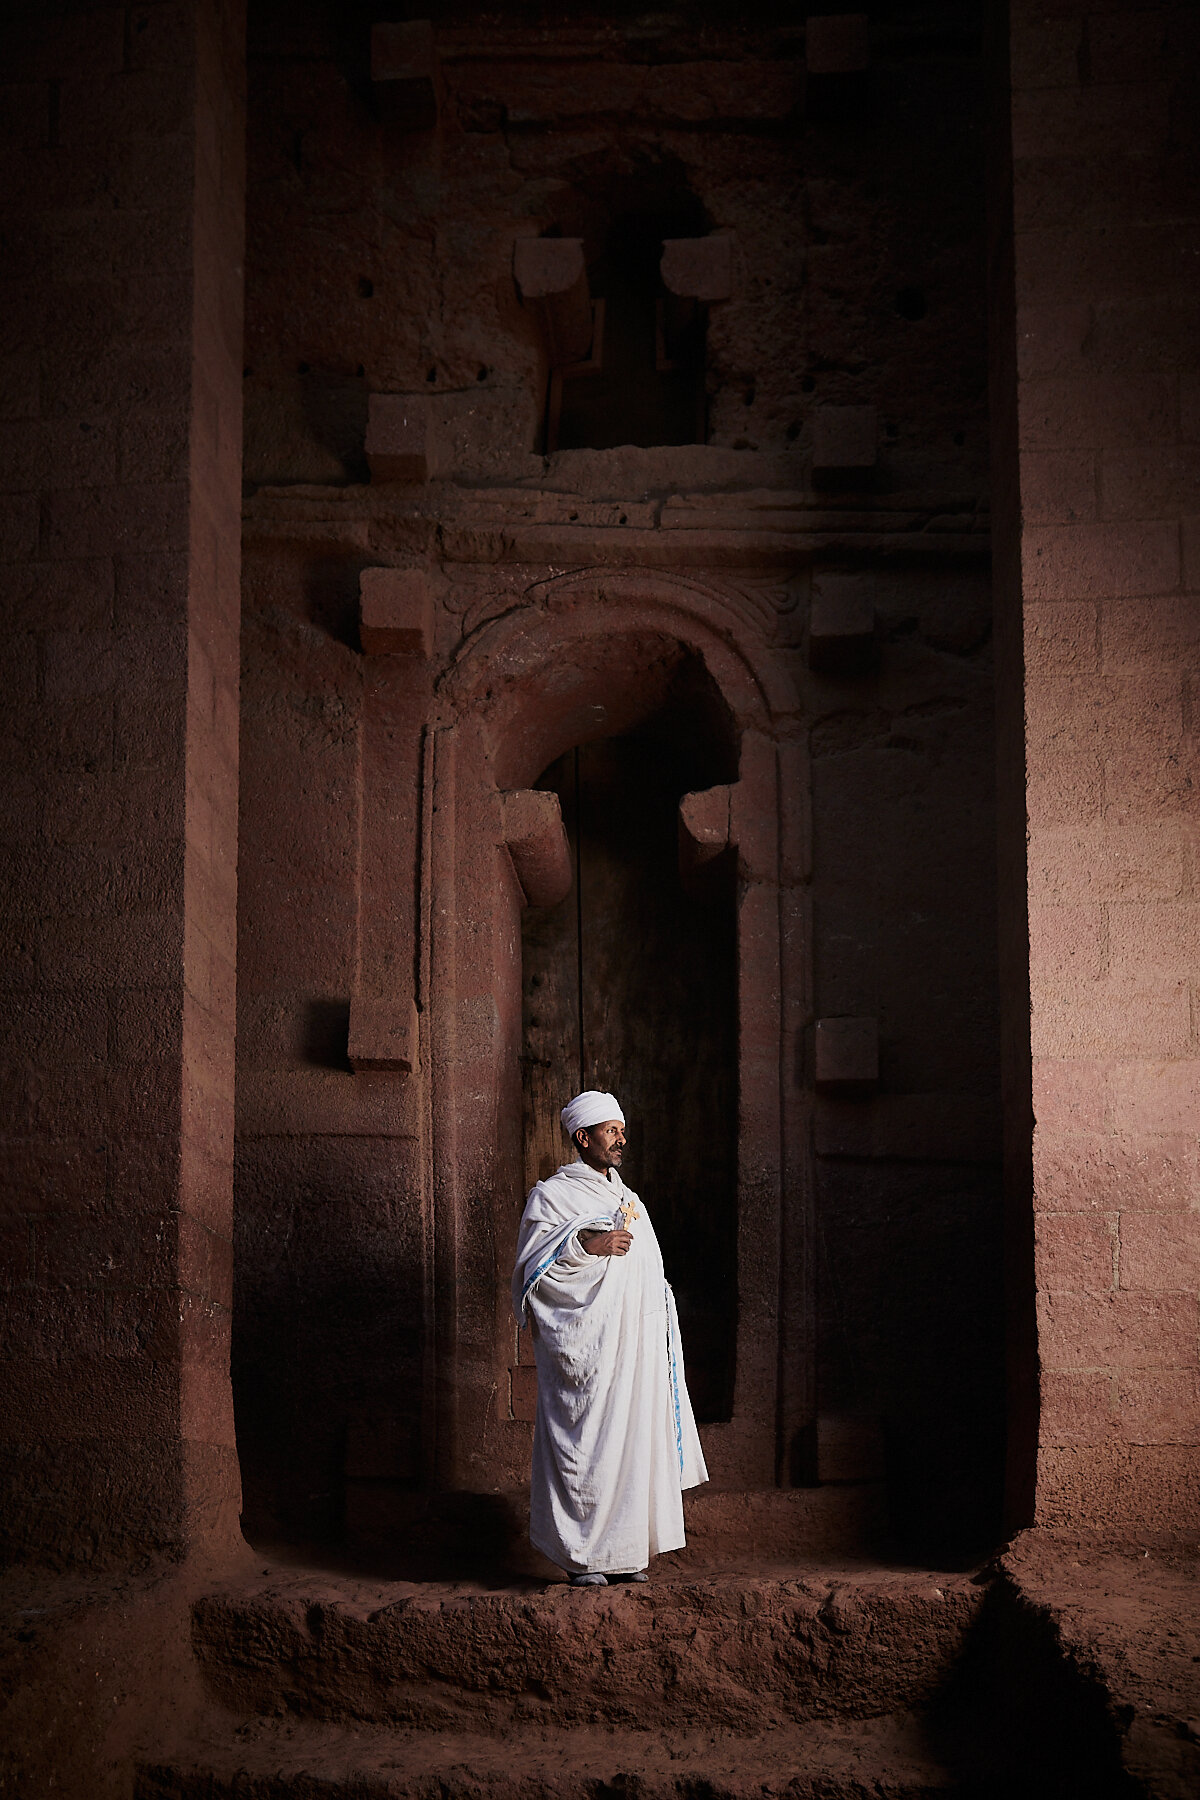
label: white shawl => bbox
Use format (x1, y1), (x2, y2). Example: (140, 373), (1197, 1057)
(512, 1160), (708, 1575)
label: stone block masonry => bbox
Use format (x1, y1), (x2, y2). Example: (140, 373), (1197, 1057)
(996, 0), (1200, 1539)
(0, 0), (246, 1569)
(235, 3), (1003, 1550)
(8, 4), (1200, 1795)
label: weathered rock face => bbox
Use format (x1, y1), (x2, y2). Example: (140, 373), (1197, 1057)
(240, 6), (990, 492)
(992, 0), (1200, 1544)
(235, 0), (1002, 1557)
(0, 0), (247, 1573)
(190, 1565), (987, 1732)
(141, 1535), (1198, 1799)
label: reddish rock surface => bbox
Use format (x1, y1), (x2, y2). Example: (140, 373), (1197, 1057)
(232, 0), (1004, 1561)
(991, 0), (1200, 1540)
(7, 1535), (1200, 1798)
(1, 2), (1199, 1796)
(138, 1715), (957, 1800)
(998, 1533), (1200, 1800)
(190, 1560), (985, 1734)
(0, 0), (246, 1571)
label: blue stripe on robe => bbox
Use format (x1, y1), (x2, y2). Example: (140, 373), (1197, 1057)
(516, 1216), (615, 1325)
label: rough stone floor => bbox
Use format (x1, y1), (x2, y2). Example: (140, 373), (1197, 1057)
(141, 1549), (976, 1799)
(5, 1537), (1197, 1797)
(136, 1537), (1200, 1799)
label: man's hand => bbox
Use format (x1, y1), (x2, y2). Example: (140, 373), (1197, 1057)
(579, 1228), (634, 1258)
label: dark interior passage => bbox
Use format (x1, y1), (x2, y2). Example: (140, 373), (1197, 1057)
(521, 714), (738, 1423)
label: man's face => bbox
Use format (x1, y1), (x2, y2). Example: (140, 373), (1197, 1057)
(578, 1119), (625, 1171)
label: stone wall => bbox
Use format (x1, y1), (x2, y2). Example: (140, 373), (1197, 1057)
(234, 0), (1004, 1555)
(1, 5), (1197, 1793)
(998, 0), (1200, 1538)
(0, 0), (245, 1568)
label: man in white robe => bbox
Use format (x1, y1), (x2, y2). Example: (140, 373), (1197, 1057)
(512, 1090), (708, 1586)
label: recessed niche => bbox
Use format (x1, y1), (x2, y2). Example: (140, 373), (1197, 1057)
(533, 169), (718, 454)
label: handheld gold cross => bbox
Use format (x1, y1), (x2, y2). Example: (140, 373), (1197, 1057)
(618, 1197), (640, 1227)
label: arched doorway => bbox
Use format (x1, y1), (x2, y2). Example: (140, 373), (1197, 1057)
(423, 575), (808, 1495)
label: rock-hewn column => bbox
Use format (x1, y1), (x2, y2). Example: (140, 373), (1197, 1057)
(0, 0), (245, 1565)
(994, 1), (1200, 1537)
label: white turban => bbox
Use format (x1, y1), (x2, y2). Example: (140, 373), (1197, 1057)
(560, 1090), (625, 1140)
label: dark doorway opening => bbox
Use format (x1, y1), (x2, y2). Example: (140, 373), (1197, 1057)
(520, 699), (738, 1424)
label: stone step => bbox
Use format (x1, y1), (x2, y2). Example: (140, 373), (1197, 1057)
(136, 1711), (956, 1799)
(192, 1564), (986, 1734)
(343, 1484), (890, 1575)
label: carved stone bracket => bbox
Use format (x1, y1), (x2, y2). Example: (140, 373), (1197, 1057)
(513, 238), (597, 368)
(657, 236), (734, 379)
(679, 768), (778, 891)
(371, 21), (441, 129)
(678, 784), (732, 892)
(359, 568), (434, 657)
(502, 788), (572, 907)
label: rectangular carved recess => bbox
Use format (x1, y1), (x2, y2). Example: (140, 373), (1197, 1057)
(520, 232), (733, 454)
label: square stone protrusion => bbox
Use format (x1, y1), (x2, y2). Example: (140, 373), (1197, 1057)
(365, 394), (429, 483)
(806, 14), (870, 74)
(678, 784), (733, 881)
(348, 997), (419, 1073)
(812, 405), (877, 471)
(809, 573), (875, 672)
(502, 788), (573, 908)
(513, 237), (594, 367)
(359, 567), (433, 657)
(371, 21), (440, 130)
(815, 1016), (879, 1088)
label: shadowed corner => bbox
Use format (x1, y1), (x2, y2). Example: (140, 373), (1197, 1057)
(301, 998), (353, 1072)
(922, 1559), (1141, 1800)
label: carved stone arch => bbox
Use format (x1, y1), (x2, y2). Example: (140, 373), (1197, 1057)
(443, 564), (796, 745)
(421, 569), (813, 1496)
